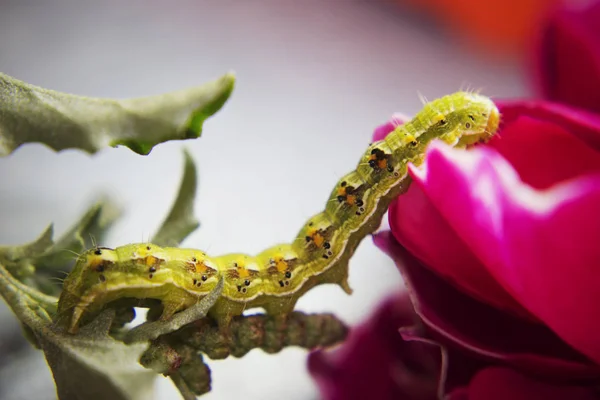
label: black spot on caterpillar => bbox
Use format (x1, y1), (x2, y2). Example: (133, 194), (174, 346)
(57, 92), (500, 333)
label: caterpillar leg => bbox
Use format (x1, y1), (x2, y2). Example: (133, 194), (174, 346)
(158, 295), (188, 321)
(208, 298), (246, 337)
(261, 293), (298, 317)
(262, 296), (297, 328)
(216, 314), (234, 335)
(159, 302), (179, 321)
(67, 298), (96, 334)
(338, 275), (353, 295)
(441, 129), (460, 145)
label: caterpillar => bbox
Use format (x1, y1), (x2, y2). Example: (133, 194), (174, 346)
(56, 91), (500, 334)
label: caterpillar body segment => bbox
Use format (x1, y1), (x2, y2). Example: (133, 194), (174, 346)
(56, 91), (501, 334)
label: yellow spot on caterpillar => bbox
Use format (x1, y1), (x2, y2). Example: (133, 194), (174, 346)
(432, 114), (446, 124)
(87, 257), (105, 270)
(274, 258), (288, 273)
(145, 256), (157, 266)
(236, 264), (250, 279)
(195, 261), (208, 274)
(402, 134), (416, 145)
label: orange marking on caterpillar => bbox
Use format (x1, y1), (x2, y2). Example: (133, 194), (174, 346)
(311, 232), (325, 248)
(145, 256), (158, 266)
(275, 258), (288, 273)
(236, 265), (250, 279)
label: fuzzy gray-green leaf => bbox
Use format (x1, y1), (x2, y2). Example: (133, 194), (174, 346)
(0, 263), (154, 400)
(124, 276), (223, 344)
(35, 198), (121, 271)
(0, 264), (54, 326)
(0, 225), (54, 264)
(40, 310), (154, 400)
(151, 149), (200, 247)
(0, 71), (235, 156)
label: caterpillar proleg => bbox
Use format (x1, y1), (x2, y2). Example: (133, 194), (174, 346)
(57, 91), (501, 333)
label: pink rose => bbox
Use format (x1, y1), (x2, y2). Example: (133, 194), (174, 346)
(309, 99), (600, 399)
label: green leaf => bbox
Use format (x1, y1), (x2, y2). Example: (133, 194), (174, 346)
(151, 149), (200, 247)
(124, 276), (223, 344)
(0, 225), (55, 281)
(0, 263), (155, 400)
(41, 311), (155, 400)
(0, 263), (56, 325)
(0, 71), (235, 156)
(0, 224), (54, 263)
(35, 198), (121, 271)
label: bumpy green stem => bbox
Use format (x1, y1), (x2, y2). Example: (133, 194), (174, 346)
(139, 311), (348, 397)
(175, 311), (348, 359)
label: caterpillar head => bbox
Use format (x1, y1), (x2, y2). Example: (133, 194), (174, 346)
(57, 247), (118, 315)
(61, 247), (119, 296)
(452, 92), (500, 147)
(56, 246), (124, 330)
(395, 91), (500, 163)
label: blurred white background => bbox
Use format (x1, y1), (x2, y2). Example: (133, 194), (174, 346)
(0, 1), (528, 399)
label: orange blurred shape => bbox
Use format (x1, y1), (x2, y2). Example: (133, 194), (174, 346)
(398, 0), (562, 54)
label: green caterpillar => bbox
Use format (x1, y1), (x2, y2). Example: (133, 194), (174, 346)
(57, 91), (500, 334)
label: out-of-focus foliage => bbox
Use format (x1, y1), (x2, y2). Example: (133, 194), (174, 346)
(0, 72), (235, 156)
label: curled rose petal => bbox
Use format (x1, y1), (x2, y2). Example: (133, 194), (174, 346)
(373, 231), (600, 381)
(407, 141), (600, 364)
(448, 367), (599, 400)
(387, 111), (600, 318)
(388, 184), (529, 318)
(307, 294), (441, 400)
(487, 115), (600, 189)
(373, 108), (530, 317)
(497, 100), (600, 153)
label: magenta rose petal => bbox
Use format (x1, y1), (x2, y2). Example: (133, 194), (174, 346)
(307, 293), (441, 400)
(381, 109), (530, 319)
(450, 367), (599, 400)
(487, 115), (600, 189)
(407, 141), (600, 364)
(497, 100), (600, 152)
(399, 326), (488, 396)
(533, 1), (600, 115)
(389, 184), (530, 319)
(373, 231), (600, 381)
(446, 387), (469, 400)
(387, 104), (600, 321)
